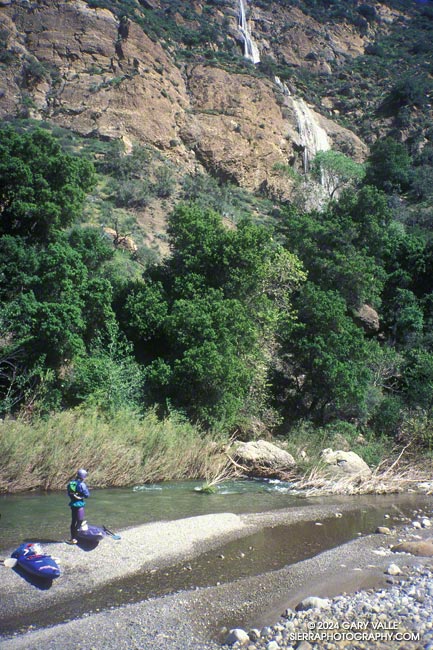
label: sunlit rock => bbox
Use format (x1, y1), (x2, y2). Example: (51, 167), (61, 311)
(320, 449), (372, 477)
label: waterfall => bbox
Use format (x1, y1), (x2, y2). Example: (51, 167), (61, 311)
(239, 0), (260, 64)
(291, 96), (330, 173)
(274, 76), (330, 174)
(274, 76), (334, 205)
(274, 75), (291, 96)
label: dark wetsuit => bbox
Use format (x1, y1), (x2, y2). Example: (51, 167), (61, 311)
(67, 479), (90, 538)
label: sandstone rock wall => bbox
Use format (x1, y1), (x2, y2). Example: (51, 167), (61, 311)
(0, 0), (367, 196)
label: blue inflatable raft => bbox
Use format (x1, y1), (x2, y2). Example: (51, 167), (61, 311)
(12, 543), (60, 579)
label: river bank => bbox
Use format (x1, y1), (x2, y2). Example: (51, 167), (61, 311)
(1, 498), (432, 649)
(3, 405), (433, 496)
(223, 562), (433, 650)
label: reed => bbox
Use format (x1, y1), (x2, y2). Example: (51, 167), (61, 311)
(289, 451), (432, 496)
(195, 454), (241, 493)
(0, 406), (226, 492)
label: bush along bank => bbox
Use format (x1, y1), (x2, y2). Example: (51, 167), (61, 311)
(1, 406), (432, 495)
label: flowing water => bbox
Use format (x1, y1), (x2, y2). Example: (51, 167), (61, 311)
(290, 96), (330, 173)
(0, 479), (307, 552)
(1, 481), (432, 636)
(239, 0), (260, 64)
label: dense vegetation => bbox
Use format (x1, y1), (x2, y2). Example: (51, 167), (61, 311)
(1, 1), (433, 489)
(1, 122), (433, 458)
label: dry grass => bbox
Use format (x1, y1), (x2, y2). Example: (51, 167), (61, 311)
(195, 454), (242, 493)
(0, 406), (226, 492)
(287, 449), (433, 496)
(2, 409), (432, 496)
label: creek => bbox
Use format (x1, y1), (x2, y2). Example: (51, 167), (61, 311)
(1, 480), (432, 636)
(0, 479), (309, 552)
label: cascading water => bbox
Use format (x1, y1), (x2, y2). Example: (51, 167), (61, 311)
(291, 96), (330, 173)
(274, 75), (291, 97)
(239, 0), (260, 64)
(274, 76), (333, 207)
(274, 76), (330, 174)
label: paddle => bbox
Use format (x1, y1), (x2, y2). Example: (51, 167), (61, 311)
(1, 558), (18, 568)
(102, 525), (121, 540)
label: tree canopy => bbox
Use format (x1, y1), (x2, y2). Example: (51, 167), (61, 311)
(0, 126), (95, 241)
(121, 203), (306, 427)
(2, 122), (433, 445)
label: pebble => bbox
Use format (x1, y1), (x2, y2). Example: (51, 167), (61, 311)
(376, 526), (392, 535)
(223, 566), (433, 649)
(266, 642), (279, 650)
(386, 563), (402, 575)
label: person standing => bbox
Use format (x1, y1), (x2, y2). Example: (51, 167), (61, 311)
(66, 468), (90, 544)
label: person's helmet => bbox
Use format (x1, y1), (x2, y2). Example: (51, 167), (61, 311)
(77, 469), (88, 480)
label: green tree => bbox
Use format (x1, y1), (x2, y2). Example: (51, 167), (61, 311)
(1, 235), (116, 366)
(364, 138), (412, 194)
(403, 348), (433, 411)
(279, 197), (386, 309)
(274, 283), (373, 424)
(0, 127), (95, 241)
(63, 325), (144, 411)
(311, 150), (365, 199)
(121, 203), (305, 428)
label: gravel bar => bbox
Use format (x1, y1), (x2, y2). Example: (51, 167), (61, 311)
(1, 501), (432, 650)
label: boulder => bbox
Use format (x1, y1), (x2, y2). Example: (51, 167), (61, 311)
(392, 540), (433, 557)
(375, 526), (392, 535)
(233, 440), (296, 476)
(332, 433), (351, 451)
(353, 304), (380, 334)
(225, 628), (250, 646)
(320, 448), (372, 477)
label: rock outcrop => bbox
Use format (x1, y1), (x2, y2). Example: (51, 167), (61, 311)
(0, 0), (367, 198)
(353, 304), (380, 335)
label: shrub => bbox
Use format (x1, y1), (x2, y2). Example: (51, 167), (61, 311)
(111, 179), (152, 208)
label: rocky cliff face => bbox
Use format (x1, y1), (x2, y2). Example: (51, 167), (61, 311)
(0, 0), (368, 199)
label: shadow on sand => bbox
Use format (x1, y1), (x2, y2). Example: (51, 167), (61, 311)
(12, 564), (55, 590)
(76, 538), (100, 551)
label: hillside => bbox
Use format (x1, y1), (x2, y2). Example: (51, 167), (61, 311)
(1, 0), (433, 479)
